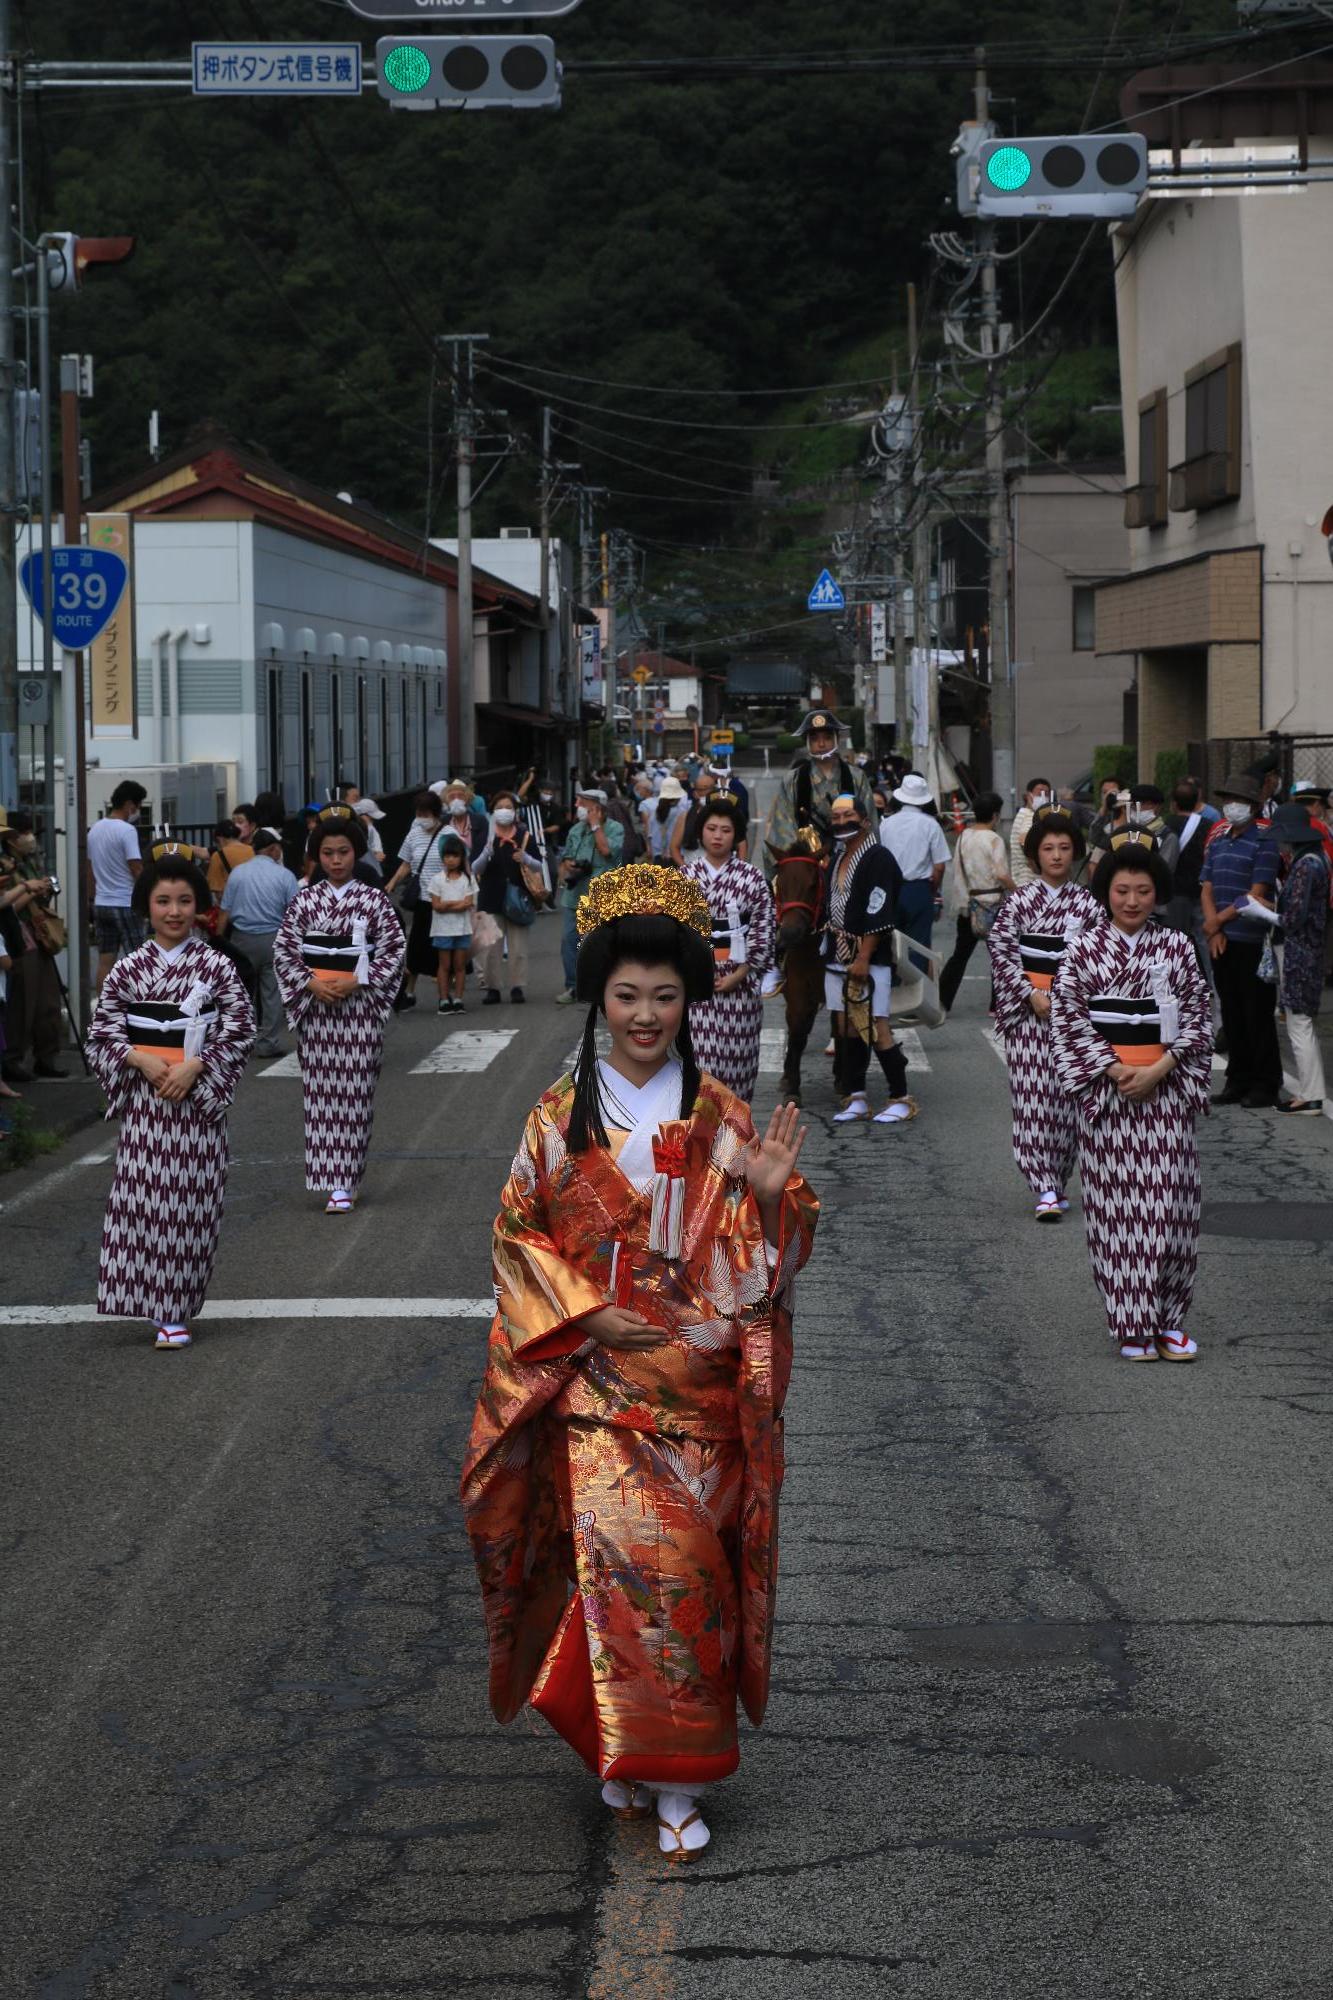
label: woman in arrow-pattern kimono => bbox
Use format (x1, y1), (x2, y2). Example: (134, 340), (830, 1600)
(681, 794), (775, 1101)
(987, 808), (1101, 1221)
(462, 865), (818, 1865)
(1050, 835), (1213, 1362)
(273, 807), (405, 1212)
(86, 848), (255, 1347)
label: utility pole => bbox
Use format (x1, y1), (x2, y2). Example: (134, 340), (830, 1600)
(59, 353), (89, 1035)
(0, 0), (16, 810)
(975, 49), (1014, 813)
(538, 404), (552, 731)
(896, 287), (917, 755)
(442, 331), (487, 777)
(36, 235), (54, 853)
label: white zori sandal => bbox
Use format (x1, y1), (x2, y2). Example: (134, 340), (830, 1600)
(325, 1190), (355, 1214)
(655, 1790), (710, 1862)
(600, 1779), (653, 1820)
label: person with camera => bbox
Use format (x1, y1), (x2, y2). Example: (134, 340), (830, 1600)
(1, 814), (67, 1082)
(555, 786), (623, 1003)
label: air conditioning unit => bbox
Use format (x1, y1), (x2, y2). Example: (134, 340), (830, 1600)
(499, 526), (534, 540)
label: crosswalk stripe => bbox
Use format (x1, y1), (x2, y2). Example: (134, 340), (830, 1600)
(258, 1052), (303, 1077)
(756, 1024), (931, 1072)
(410, 1028), (519, 1075)
(0, 1297), (492, 1327)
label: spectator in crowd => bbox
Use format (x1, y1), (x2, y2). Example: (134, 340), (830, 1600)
(1009, 777), (1053, 889)
(669, 770), (721, 866)
(205, 819), (254, 900)
(1270, 803), (1330, 1114)
(939, 791), (1014, 1012)
(1126, 783), (1180, 886)
(436, 781), (487, 861)
(1201, 770), (1282, 1108)
(383, 791), (445, 1011)
(352, 797), (387, 878)
(641, 775), (688, 862)
(425, 834), (475, 1013)
(1244, 758), (1282, 822)
(216, 826), (300, 1058)
(1, 818), (66, 1082)
(232, 803), (261, 846)
(713, 763), (749, 818)
(555, 786), (624, 1003)
(1083, 778), (1125, 878)
(88, 780), (147, 988)
(879, 772), (949, 974)
(1288, 780), (1333, 868)
(1164, 776), (1222, 1024)
(473, 791), (535, 1005)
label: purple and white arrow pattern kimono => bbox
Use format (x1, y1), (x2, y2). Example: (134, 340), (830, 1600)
(988, 878), (1102, 1199)
(1050, 921), (1212, 1345)
(274, 879), (405, 1196)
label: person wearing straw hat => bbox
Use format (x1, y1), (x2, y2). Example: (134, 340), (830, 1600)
(273, 806), (407, 1213)
(85, 841), (255, 1350)
(461, 863), (818, 1864)
(1200, 770), (1282, 1108)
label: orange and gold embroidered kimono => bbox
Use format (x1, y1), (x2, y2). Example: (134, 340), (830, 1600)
(461, 1065), (818, 1787)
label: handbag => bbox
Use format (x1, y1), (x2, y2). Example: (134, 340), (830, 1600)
(1257, 935), (1278, 985)
(504, 880), (537, 927)
(958, 829), (1003, 938)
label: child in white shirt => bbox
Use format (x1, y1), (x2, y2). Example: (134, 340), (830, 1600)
(425, 836), (475, 1013)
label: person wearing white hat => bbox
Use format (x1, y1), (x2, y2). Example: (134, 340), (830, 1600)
(878, 773), (949, 974)
(352, 797), (386, 878)
(642, 774), (688, 862)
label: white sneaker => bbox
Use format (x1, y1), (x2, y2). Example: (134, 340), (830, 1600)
(833, 1095), (870, 1123)
(1035, 1190), (1061, 1222)
(1155, 1329), (1199, 1362)
(656, 1791), (709, 1862)
(154, 1325), (192, 1349)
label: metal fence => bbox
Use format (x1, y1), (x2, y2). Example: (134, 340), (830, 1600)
(1187, 734), (1333, 799)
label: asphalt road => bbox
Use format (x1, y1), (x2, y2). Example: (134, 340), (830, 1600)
(4, 794), (1333, 1999)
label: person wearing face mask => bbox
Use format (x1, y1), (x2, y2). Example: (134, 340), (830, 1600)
(473, 792), (535, 1004)
(824, 794), (914, 1124)
(762, 711), (878, 880)
(1125, 785), (1179, 890)
(1200, 772), (1282, 1108)
(383, 791), (445, 1012)
(555, 787), (624, 1002)
(1084, 780), (1128, 880)
(1009, 778), (1053, 890)
(0, 814), (68, 1082)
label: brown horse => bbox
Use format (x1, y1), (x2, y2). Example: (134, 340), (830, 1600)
(771, 845), (827, 1104)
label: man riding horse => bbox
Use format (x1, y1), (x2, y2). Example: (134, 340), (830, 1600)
(762, 710), (879, 879)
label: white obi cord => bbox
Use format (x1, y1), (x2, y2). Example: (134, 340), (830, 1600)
(351, 917), (371, 986)
(178, 979), (215, 1059)
(1149, 962), (1179, 1045)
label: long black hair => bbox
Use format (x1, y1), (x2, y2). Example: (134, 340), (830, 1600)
(568, 913), (715, 1152)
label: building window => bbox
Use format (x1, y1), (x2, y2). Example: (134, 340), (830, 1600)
(1171, 343), (1242, 512)
(1071, 585), (1097, 651)
(1125, 388), (1167, 529)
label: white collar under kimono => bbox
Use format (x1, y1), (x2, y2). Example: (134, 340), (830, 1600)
(596, 1058), (683, 1189)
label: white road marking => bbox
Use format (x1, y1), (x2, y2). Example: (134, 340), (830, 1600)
(0, 1297), (493, 1327)
(983, 1027), (1008, 1067)
(410, 1028), (519, 1074)
(757, 1026), (930, 1072)
(258, 1052), (303, 1077)
(0, 1148), (114, 1216)
(896, 1027), (931, 1073)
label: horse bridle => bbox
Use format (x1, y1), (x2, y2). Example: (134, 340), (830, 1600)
(774, 851), (825, 927)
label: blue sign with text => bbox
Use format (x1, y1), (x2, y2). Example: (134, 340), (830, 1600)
(20, 547), (129, 648)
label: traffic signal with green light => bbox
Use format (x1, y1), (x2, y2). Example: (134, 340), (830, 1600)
(376, 36), (561, 110)
(976, 135), (1148, 217)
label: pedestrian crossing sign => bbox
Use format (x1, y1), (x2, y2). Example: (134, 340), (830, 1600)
(808, 569), (845, 612)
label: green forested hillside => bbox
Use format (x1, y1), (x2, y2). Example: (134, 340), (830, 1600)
(25, 0), (1289, 639)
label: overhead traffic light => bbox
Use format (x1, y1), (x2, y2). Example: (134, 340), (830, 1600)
(376, 36), (561, 110)
(976, 135), (1148, 217)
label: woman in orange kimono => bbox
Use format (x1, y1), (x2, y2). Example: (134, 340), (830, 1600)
(462, 865), (818, 1863)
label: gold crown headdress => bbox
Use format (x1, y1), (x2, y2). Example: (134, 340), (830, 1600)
(149, 839), (201, 862)
(1109, 827), (1159, 853)
(576, 863), (712, 939)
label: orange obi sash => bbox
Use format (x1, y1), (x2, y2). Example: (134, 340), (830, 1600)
(125, 999), (217, 1065)
(1090, 992), (1167, 1068)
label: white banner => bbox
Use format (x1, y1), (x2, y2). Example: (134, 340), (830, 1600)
(869, 601), (888, 665)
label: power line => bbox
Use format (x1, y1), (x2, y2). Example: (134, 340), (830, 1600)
(482, 364), (890, 435)
(489, 352), (905, 401)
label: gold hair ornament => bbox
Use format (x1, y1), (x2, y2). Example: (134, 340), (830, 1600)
(576, 863), (712, 939)
(1109, 827), (1160, 853)
(149, 839), (202, 862)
